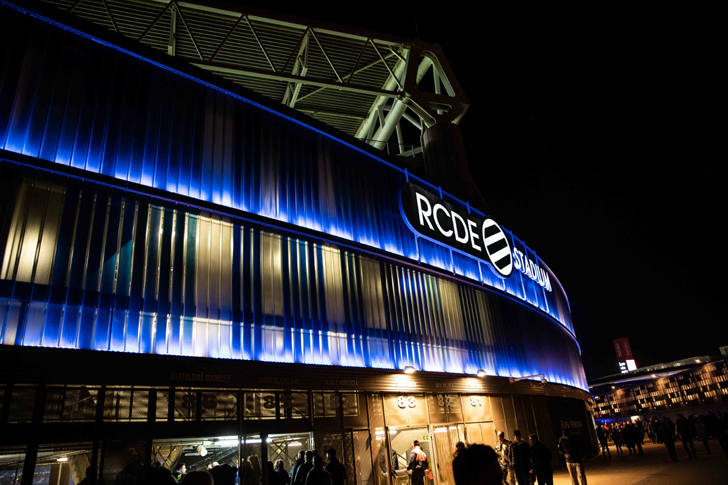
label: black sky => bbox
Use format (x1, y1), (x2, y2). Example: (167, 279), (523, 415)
(235, 3), (725, 379)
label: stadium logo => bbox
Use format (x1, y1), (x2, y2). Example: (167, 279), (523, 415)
(400, 183), (512, 278)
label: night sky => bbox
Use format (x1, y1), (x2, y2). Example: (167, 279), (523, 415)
(229, 4), (725, 380)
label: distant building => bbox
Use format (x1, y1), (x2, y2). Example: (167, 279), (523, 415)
(590, 354), (728, 422)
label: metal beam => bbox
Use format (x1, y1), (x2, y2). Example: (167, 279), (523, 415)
(282, 32), (309, 107)
(295, 51), (398, 104)
(310, 30), (343, 83)
(297, 109), (365, 120)
(355, 55), (431, 143)
(176, 4), (204, 61)
(167, 3), (177, 56)
(188, 60), (400, 98)
(288, 35), (309, 108)
(100, 0), (119, 33)
(209, 13), (245, 61)
(244, 16), (276, 72)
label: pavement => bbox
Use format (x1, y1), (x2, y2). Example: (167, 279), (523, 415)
(551, 440), (728, 485)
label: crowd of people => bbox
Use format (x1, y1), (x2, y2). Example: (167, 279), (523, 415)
(596, 411), (728, 462)
(77, 410), (728, 485)
(490, 429), (584, 485)
(170, 448), (347, 485)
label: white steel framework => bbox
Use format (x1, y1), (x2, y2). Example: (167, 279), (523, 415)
(41, 0), (469, 156)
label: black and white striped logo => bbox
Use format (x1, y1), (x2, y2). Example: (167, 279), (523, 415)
(482, 219), (512, 277)
(400, 183), (513, 278)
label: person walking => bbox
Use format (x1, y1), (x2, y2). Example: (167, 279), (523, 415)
(656, 419), (678, 462)
(325, 449), (346, 485)
(622, 424), (636, 456)
(527, 434), (553, 485)
(595, 425), (610, 457)
(508, 431), (531, 485)
(306, 456), (332, 485)
(694, 415), (711, 454)
(407, 440), (429, 485)
(496, 431), (514, 485)
(557, 429), (587, 485)
(676, 414), (697, 460)
(610, 426), (623, 457)
(634, 420), (644, 455)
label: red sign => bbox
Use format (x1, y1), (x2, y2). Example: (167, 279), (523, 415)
(612, 338), (634, 360)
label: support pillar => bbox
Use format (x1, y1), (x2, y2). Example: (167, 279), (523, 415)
(20, 384), (46, 485)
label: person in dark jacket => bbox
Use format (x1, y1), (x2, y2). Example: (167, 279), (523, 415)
(656, 420), (678, 462)
(528, 435), (552, 485)
(676, 414), (697, 460)
(595, 425), (610, 457)
(407, 440), (429, 485)
(452, 444), (502, 485)
(291, 451), (305, 483)
(508, 430), (531, 485)
(173, 463), (187, 483)
(557, 429), (587, 485)
(622, 424), (636, 455)
(249, 456), (262, 485)
(306, 456), (332, 485)
(294, 452), (314, 485)
(325, 449), (346, 485)
(274, 459), (291, 485)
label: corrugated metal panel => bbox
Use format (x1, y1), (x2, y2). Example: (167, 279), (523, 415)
(0, 3), (574, 335)
(0, 164), (587, 390)
(0, 4), (584, 389)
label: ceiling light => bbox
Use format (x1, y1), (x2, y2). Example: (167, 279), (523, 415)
(404, 366), (416, 374)
(476, 369), (486, 377)
(57, 458), (68, 462)
(197, 445), (207, 457)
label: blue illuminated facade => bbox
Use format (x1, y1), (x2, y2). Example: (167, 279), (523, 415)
(0, 1), (587, 391)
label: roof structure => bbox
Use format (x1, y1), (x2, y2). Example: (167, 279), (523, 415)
(40, 0), (469, 158)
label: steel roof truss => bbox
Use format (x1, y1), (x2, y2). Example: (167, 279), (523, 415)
(369, 39), (401, 91)
(244, 16), (277, 72)
(286, 33), (310, 108)
(287, 51), (399, 105)
(137, 0), (175, 43)
(208, 13), (246, 62)
(309, 30), (343, 83)
(189, 60), (399, 98)
(99, 0), (119, 33)
(346, 38), (369, 85)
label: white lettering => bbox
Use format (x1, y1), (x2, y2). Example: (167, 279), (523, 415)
(433, 204), (453, 237)
(452, 212), (469, 244)
(467, 220), (482, 251)
(416, 193), (434, 230)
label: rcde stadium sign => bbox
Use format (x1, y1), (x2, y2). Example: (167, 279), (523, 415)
(400, 183), (513, 278)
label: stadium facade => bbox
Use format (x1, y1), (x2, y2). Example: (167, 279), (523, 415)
(0, 1), (593, 484)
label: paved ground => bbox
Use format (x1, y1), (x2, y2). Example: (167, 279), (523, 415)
(551, 440), (728, 484)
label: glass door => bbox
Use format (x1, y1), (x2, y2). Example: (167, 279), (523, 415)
(386, 426), (434, 485)
(430, 425), (464, 485)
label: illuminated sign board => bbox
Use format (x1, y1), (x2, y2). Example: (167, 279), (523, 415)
(613, 338), (637, 374)
(400, 183), (512, 278)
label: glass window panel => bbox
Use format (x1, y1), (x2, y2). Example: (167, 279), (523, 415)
(8, 386), (35, 423)
(174, 389), (198, 421)
(280, 391), (308, 420)
(200, 390), (237, 421)
(156, 389), (170, 422)
(243, 391), (276, 420)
